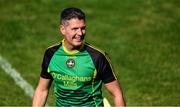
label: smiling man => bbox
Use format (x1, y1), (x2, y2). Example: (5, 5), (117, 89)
(32, 7), (126, 106)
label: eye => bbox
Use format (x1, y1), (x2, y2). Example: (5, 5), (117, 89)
(72, 28), (78, 31)
(81, 26), (86, 31)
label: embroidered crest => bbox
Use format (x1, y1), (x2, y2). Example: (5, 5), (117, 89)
(66, 59), (75, 68)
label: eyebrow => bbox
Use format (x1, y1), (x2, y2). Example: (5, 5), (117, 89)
(71, 26), (86, 29)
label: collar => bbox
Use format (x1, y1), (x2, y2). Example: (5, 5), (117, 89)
(62, 39), (84, 54)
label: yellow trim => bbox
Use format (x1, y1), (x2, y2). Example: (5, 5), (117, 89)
(92, 69), (98, 106)
(47, 67), (50, 73)
(62, 39), (84, 54)
(93, 69), (97, 79)
(104, 54), (117, 80)
(85, 43), (105, 56)
(46, 42), (61, 49)
(85, 43), (117, 79)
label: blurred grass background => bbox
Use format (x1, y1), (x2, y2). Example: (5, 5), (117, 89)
(0, 0), (180, 106)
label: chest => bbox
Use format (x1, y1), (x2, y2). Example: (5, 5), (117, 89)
(48, 53), (96, 82)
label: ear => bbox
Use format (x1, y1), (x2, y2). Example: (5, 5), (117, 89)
(60, 25), (65, 35)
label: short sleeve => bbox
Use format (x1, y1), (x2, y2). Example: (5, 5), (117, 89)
(98, 53), (116, 84)
(40, 49), (53, 79)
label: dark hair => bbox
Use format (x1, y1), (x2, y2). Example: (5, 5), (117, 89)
(60, 7), (85, 25)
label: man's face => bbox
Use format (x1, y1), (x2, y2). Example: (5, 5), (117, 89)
(60, 18), (86, 50)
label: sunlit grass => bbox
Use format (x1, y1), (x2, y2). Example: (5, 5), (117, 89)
(0, 0), (179, 106)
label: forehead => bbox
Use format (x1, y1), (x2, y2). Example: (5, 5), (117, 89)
(66, 18), (85, 27)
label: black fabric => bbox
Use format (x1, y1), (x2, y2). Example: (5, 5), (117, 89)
(85, 43), (116, 84)
(40, 43), (62, 79)
(40, 42), (116, 83)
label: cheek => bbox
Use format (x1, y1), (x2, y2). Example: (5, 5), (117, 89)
(67, 30), (76, 36)
(64, 31), (75, 39)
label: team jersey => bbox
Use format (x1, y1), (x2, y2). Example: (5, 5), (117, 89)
(40, 40), (116, 106)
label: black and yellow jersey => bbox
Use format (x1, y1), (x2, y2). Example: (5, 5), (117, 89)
(40, 40), (116, 106)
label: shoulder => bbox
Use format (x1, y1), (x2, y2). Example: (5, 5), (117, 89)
(85, 42), (106, 56)
(44, 42), (62, 55)
(46, 42), (62, 51)
(84, 42), (112, 63)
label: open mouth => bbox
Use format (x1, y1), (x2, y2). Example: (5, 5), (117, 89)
(74, 35), (84, 41)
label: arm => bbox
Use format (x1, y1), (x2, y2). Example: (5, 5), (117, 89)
(32, 77), (52, 107)
(104, 80), (126, 107)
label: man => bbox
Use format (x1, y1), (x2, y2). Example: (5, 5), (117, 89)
(32, 7), (126, 106)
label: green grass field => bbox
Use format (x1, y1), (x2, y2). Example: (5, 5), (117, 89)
(0, 0), (180, 106)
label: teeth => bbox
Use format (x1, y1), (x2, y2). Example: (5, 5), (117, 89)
(75, 36), (81, 40)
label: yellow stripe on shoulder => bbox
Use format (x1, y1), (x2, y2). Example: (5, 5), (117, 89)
(46, 42), (62, 50)
(85, 42), (117, 79)
(85, 42), (105, 55)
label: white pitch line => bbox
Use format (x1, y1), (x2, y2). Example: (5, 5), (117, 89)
(0, 55), (49, 106)
(0, 55), (34, 98)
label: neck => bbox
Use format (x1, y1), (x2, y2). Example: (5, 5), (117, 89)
(62, 39), (83, 54)
(64, 43), (82, 52)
